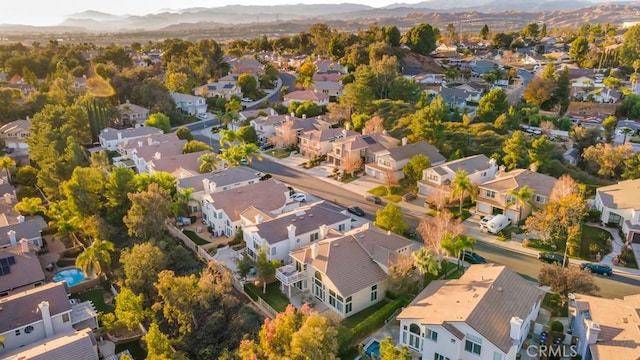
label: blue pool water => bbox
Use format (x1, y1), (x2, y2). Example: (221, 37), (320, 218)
(365, 340), (381, 358)
(53, 268), (87, 287)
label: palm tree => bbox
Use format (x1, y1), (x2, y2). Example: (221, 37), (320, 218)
(198, 153), (218, 173)
(621, 127), (634, 144)
(219, 129), (242, 148)
(412, 248), (441, 289)
(174, 187), (194, 216)
(14, 197), (44, 219)
(242, 143), (263, 165)
(0, 156), (15, 182)
(506, 185), (535, 224)
(451, 169), (474, 214)
(441, 233), (476, 271)
(75, 239), (115, 277)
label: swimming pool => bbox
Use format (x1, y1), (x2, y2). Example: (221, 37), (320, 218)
(53, 268), (87, 287)
(364, 340), (381, 358)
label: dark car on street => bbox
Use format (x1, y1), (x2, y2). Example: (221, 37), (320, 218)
(365, 195), (382, 204)
(402, 192), (417, 202)
(347, 206), (365, 217)
(459, 250), (487, 264)
(538, 252), (569, 267)
(580, 263), (613, 276)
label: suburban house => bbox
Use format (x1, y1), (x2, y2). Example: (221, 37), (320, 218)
(298, 128), (359, 158)
(475, 169), (557, 223)
(568, 292), (640, 360)
(282, 90), (329, 107)
(0, 239), (45, 297)
(594, 179), (640, 243)
(230, 58), (265, 75)
(201, 179), (293, 237)
(98, 127), (162, 151)
(327, 132), (399, 167)
(0, 119), (30, 155)
(176, 166), (261, 213)
(0, 182), (47, 249)
(366, 140), (446, 180)
(439, 86), (481, 109)
(117, 100), (150, 127)
(398, 264), (544, 360)
(250, 114), (298, 142)
(243, 201), (352, 263)
(193, 81), (242, 100)
(311, 81), (343, 100)
(565, 102), (617, 129)
(418, 155), (498, 201)
(125, 134), (187, 174)
(147, 150), (213, 178)
(170, 91), (207, 115)
(314, 59), (347, 74)
(0, 282), (99, 359)
(274, 115), (331, 140)
(277, 223), (414, 318)
(231, 108), (279, 131)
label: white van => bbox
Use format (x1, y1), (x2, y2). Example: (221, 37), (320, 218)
(486, 214), (512, 234)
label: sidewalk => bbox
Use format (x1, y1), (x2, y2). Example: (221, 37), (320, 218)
(266, 153), (640, 277)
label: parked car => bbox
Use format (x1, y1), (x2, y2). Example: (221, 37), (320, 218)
(580, 263), (613, 276)
(365, 195), (382, 204)
(290, 193), (307, 202)
(485, 214), (512, 234)
(538, 252), (569, 267)
(347, 206), (365, 217)
(459, 250), (487, 264)
(479, 215), (494, 228)
(260, 144), (274, 151)
(402, 192), (417, 202)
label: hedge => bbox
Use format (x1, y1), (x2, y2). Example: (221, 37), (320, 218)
(338, 296), (410, 353)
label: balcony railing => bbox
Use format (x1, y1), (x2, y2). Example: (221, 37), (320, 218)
(276, 264), (306, 286)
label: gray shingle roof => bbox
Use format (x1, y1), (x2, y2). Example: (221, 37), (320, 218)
(99, 127), (162, 141)
(434, 154), (491, 175)
(205, 179), (288, 222)
(480, 169), (557, 197)
(596, 179), (640, 210)
(386, 141), (445, 164)
(0, 217), (47, 247)
(2, 328), (98, 360)
(0, 282), (71, 333)
(0, 244), (45, 293)
(177, 166), (261, 192)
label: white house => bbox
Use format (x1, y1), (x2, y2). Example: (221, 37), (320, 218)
(398, 264), (544, 360)
(282, 90), (329, 107)
(117, 100), (150, 127)
(418, 155), (498, 200)
(126, 134), (187, 174)
(277, 223), (414, 318)
(98, 127), (162, 151)
(0, 282), (98, 359)
(365, 140), (446, 180)
(250, 114), (295, 142)
(201, 179), (293, 237)
(170, 91), (207, 115)
(0, 119), (30, 155)
(243, 201), (352, 263)
(193, 82), (242, 100)
(594, 179), (640, 243)
(568, 292), (640, 360)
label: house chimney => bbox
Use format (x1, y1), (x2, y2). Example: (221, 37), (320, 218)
(402, 137), (408, 146)
(209, 182), (217, 193)
(38, 301), (55, 338)
(202, 179), (211, 194)
(287, 224), (296, 244)
(586, 321), (601, 345)
(290, 112), (295, 118)
(8, 230), (16, 245)
(302, 114), (307, 119)
(154, 152), (161, 160)
(19, 238), (29, 254)
(17, 215), (24, 223)
(117, 132), (122, 140)
(311, 242), (318, 259)
(529, 163), (538, 172)
(147, 137), (153, 145)
(497, 165), (506, 176)
(4, 193), (11, 204)
(510, 316), (523, 342)
(137, 141), (143, 147)
(255, 214), (263, 224)
(319, 224), (330, 239)
(342, 129), (347, 137)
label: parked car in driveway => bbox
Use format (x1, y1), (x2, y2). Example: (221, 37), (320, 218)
(459, 250), (487, 264)
(479, 215), (494, 228)
(347, 206), (365, 217)
(538, 252), (569, 267)
(365, 195), (382, 204)
(290, 193), (306, 202)
(580, 263), (613, 276)
(402, 192), (417, 201)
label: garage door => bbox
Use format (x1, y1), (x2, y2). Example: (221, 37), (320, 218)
(505, 209), (519, 223)
(477, 202), (491, 214)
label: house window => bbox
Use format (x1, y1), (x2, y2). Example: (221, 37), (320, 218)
(426, 329), (438, 342)
(434, 354), (451, 360)
(482, 171), (487, 176)
(345, 296), (352, 314)
(535, 195), (546, 204)
(15, 329), (20, 336)
(465, 340), (482, 355)
(338, 224), (345, 231)
(451, 339), (456, 344)
(62, 313), (70, 322)
(217, 212), (223, 219)
(329, 289), (336, 307)
(270, 247), (276, 256)
(408, 324), (421, 350)
(506, 195), (515, 204)
(486, 190), (496, 198)
(370, 284), (378, 301)
(24, 325), (34, 334)
(336, 294), (344, 312)
(310, 232), (319, 241)
(313, 272), (325, 301)
(493, 352), (504, 360)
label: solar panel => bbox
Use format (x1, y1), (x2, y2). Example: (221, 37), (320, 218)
(7, 256), (15, 265)
(0, 258), (8, 266)
(362, 136), (377, 145)
(0, 264), (10, 276)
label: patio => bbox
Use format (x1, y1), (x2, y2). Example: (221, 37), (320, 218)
(287, 288), (331, 316)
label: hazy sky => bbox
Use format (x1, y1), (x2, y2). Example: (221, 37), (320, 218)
(3, 1), (425, 26)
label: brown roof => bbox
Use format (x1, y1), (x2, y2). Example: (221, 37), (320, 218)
(299, 128), (359, 142)
(120, 133), (182, 151)
(0, 282), (71, 333)
(572, 293), (640, 360)
(596, 179), (640, 210)
(312, 72), (342, 82)
(149, 150), (211, 175)
(386, 141), (446, 164)
(0, 217), (47, 247)
(2, 327), (98, 360)
(398, 264), (544, 353)
(204, 179), (288, 222)
(0, 119), (30, 135)
(480, 169), (557, 198)
(0, 244), (45, 293)
(290, 224), (413, 296)
(284, 90), (329, 102)
(135, 136), (186, 161)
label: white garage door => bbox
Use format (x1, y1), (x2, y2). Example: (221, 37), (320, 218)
(477, 202), (491, 214)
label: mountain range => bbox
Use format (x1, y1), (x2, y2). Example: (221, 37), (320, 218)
(0, 1), (639, 33)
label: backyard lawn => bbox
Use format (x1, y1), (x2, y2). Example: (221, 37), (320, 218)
(72, 288), (114, 313)
(183, 230), (210, 246)
(244, 282), (290, 313)
(115, 340), (147, 360)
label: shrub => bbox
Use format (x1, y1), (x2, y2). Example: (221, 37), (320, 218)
(522, 239), (531, 247)
(584, 209), (602, 222)
(551, 320), (564, 332)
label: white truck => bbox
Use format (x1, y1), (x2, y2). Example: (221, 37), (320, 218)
(485, 214), (512, 234)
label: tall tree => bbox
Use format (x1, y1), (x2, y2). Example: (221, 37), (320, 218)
(104, 167), (137, 226)
(402, 24), (440, 56)
(124, 183), (172, 239)
(507, 185), (535, 224)
(538, 265), (599, 305)
(75, 239), (115, 277)
(476, 88), (509, 123)
(145, 113), (171, 133)
(480, 24), (490, 40)
(441, 233), (476, 270)
(113, 287), (146, 331)
(528, 135), (554, 170)
(61, 167), (105, 219)
(0, 156), (15, 182)
(569, 36), (589, 67)
(14, 197), (43, 218)
(375, 203), (409, 235)
(502, 130), (529, 170)
(120, 242), (167, 303)
(153, 270), (209, 335)
(582, 143), (633, 178)
(412, 247), (441, 288)
(255, 248), (279, 294)
(451, 169), (474, 214)
(198, 153), (219, 173)
(402, 154), (431, 185)
(143, 322), (175, 360)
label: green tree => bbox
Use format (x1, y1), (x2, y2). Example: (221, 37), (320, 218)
(582, 143), (633, 178)
(14, 197), (43, 218)
(175, 127), (193, 141)
(521, 23), (539, 38)
(570, 126), (600, 152)
(623, 153), (640, 179)
(198, 153), (218, 173)
(601, 116), (618, 143)
(292, 101), (322, 118)
(523, 76), (555, 107)
(507, 185), (535, 224)
(409, 96), (447, 146)
(528, 135), (554, 170)
(618, 24), (640, 66)
(451, 169), (474, 214)
(480, 24), (490, 40)
(75, 239), (115, 277)
(15, 166), (38, 187)
(502, 130), (529, 170)
(0, 157), (15, 182)
(113, 287), (146, 331)
(104, 167), (137, 226)
(124, 183), (172, 239)
(374, 203), (409, 235)
(383, 26), (401, 46)
(153, 270), (208, 335)
(255, 248), (279, 294)
(441, 233), (476, 270)
(182, 140), (213, 154)
(145, 113), (171, 133)
(476, 88), (509, 123)
(569, 36), (589, 67)
(120, 242), (167, 303)
(62, 167), (105, 219)
(412, 247), (441, 288)
(402, 24), (439, 56)
(143, 322), (175, 360)
(237, 73), (259, 99)
(237, 125), (258, 144)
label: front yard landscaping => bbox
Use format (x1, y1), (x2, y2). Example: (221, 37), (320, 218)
(367, 185), (407, 202)
(266, 149), (292, 159)
(541, 292), (568, 317)
(522, 224), (612, 261)
(183, 230), (210, 246)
